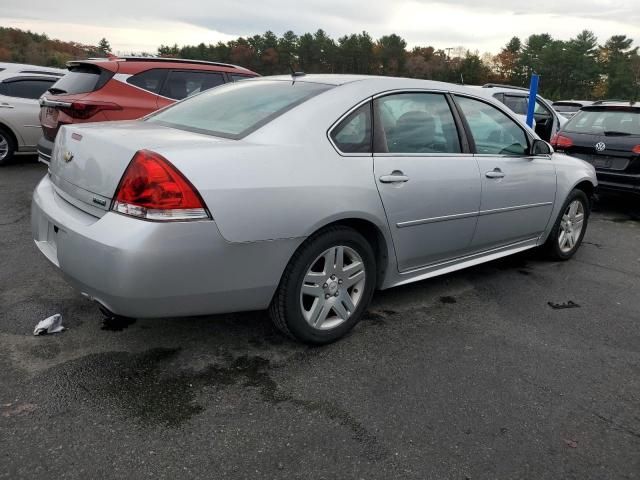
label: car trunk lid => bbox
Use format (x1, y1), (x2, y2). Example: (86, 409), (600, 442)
(560, 132), (639, 171)
(49, 121), (231, 216)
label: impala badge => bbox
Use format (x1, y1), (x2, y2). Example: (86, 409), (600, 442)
(595, 142), (606, 152)
(63, 151), (74, 163)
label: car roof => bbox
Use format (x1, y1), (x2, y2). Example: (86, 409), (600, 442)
(0, 72), (63, 82)
(582, 102), (640, 111)
(249, 74), (481, 92)
(73, 56), (257, 75)
(0, 62), (66, 76)
(553, 100), (593, 106)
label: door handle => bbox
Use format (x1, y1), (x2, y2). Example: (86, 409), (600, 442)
(485, 168), (505, 179)
(0, 103), (14, 109)
(379, 171), (409, 183)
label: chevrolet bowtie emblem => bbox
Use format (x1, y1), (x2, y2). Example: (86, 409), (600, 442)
(63, 151), (74, 163)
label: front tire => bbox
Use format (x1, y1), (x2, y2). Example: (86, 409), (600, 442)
(0, 127), (16, 166)
(269, 226), (376, 345)
(544, 188), (590, 260)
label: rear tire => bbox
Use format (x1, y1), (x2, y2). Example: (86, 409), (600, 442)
(0, 127), (16, 166)
(544, 188), (590, 260)
(269, 226), (376, 345)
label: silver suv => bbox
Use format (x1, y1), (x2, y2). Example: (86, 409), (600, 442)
(471, 83), (567, 142)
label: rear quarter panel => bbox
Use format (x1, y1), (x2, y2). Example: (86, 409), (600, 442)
(158, 140), (389, 244)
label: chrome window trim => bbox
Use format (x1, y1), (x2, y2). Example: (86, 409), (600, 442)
(374, 152), (474, 158)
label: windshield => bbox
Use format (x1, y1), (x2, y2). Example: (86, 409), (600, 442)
(147, 80), (333, 139)
(564, 109), (640, 136)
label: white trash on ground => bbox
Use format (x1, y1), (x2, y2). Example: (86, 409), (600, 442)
(33, 314), (65, 336)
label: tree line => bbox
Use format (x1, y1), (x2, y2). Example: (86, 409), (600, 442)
(0, 27), (112, 67)
(159, 29), (640, 100)
(1, 25), (638, 100)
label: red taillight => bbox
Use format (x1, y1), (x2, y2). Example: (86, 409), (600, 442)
(111, 150), (210, 221)
(59, 101), (122, 120)
(633, 145), (640, 155)
(550, 134), (573, 149)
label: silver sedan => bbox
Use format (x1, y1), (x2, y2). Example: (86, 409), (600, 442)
(32, 75), (597, 344)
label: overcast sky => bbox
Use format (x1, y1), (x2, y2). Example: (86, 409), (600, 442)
(1, 0), (639, 54)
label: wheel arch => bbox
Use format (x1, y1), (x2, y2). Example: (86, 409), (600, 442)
(289, 216), (393, 290)
(539, 176), (596, 245)
(325, 218), (391, 289)
(0, 121), (20, 149)
(572, 179), (596, 206)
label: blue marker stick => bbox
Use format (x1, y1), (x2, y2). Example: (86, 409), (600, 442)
(526, 74), (539, 128)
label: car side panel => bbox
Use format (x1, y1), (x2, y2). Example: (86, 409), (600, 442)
(5, 95), (42, 148)
(157, 142), (390, 244)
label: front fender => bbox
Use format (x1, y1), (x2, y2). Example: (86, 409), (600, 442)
(538, 153), (597, 244)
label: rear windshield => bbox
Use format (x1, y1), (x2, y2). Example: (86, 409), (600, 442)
(147, 80), (333, 139)
(48, 64), (111, 95)
(553, 104), (581, 113)
(564, 109), (640, 136)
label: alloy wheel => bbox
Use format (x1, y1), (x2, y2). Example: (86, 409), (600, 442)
(299, 245), (366, 330)
(0, 135), (8, 161)
(558, 199), (585, 253)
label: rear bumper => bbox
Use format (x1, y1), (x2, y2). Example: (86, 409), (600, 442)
(31, 174), (301, 318)
(596, 171), (640, 195)
(37, 136), (54, 164)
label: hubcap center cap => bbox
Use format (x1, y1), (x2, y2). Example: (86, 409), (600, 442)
(327, 281), (339, 294)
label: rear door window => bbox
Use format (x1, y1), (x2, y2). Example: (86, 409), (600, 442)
(373, 92), (462, 154)
(1, 79), (56, 99)
(126, 69), (168, 94)
(160, 70), (226, 100)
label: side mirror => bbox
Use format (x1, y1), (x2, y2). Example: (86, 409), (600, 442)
(531, 139), (553, 156)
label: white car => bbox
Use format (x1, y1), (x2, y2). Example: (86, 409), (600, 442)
(0, 62), (65, 76)
(0, 66), (66, 165)
(470, 84), (567, 143)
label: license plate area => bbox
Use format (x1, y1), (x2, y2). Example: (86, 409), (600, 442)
(35, 217), (60, 267)
(41, 106), (59, 128)
(592, 157), (612, 169)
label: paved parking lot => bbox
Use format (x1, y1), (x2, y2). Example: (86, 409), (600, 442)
(1, 159), (639, 479)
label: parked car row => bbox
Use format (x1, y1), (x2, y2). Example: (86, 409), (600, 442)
(31, 74), (597, 344)
(37, 56), (258, 163)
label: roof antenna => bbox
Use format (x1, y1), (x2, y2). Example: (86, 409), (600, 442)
(289, 64), (305, 82)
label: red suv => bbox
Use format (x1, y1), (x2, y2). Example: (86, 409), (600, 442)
(37, 57), (258, 163)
